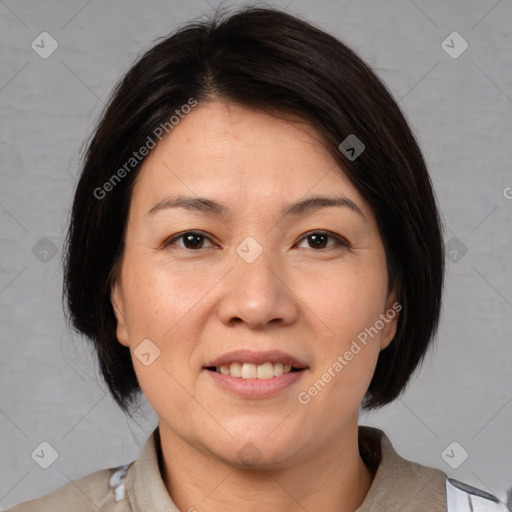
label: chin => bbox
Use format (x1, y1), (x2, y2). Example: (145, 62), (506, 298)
(205, 424), (308, 469)
(221, 444), (301, 471)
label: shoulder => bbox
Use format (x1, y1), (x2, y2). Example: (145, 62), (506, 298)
(6, 463), (134, 512)
(357, 426), (508, 512)
(358, 426), (448, 510)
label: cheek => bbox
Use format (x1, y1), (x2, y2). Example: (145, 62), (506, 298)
(119, 260), (206, 412)
(295, 259), (388, 403)
(303, 261), (389, 341)
(301, 327), (381, 424)
(120, 256), (205, 336)
(118, 254), (219, 386)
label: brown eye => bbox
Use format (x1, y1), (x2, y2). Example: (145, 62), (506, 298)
(296, 231), (348, 250)
(164, 231), (215, 250)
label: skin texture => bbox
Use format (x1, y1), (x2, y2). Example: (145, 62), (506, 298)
(111, 100), (399, 512)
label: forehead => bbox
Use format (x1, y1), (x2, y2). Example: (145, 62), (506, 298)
(129, 100), (370, 217)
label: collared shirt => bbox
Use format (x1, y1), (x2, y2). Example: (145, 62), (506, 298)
(7, 426), (451, 511)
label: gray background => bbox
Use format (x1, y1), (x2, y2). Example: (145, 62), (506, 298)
(1, 0), (511, 509)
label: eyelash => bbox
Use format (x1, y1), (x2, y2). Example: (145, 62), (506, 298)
(162, 230), (349, 251)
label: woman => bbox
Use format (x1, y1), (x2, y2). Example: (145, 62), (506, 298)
(8, 6), (508, 512)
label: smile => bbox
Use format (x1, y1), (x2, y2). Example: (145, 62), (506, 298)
(206, 362), (301, 379)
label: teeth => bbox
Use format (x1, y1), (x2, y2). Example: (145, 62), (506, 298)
(257, 362), (274, 379)
(273, 363), (283, 377)
(241, 363), (257, 379)
(229, 362), (242, 377)
(216, 362), (296, 379)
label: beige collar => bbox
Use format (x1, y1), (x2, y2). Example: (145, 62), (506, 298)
(356, 426), (446, 511)
(124, 427), (178, 511)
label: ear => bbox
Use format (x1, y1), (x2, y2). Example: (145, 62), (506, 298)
(111, 279), (130, 347)
(379, 291), (401, 351)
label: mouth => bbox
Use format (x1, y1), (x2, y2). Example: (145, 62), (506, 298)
(204, 362), (304, 379)
(203, 349), (309, 379)
(202, 349), (308, 398)
(203, 362), (307, 399)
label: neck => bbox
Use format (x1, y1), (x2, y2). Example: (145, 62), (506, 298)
(157, 421), (374, 512)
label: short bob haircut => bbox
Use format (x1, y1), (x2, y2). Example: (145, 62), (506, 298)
(63, 6), (444, 416)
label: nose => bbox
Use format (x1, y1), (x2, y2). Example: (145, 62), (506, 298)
(216, 243), (299, 329)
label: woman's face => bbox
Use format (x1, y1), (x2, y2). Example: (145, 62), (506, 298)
(111, 100), (398, 468)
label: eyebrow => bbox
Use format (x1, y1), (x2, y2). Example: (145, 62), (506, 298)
(147, 195), (366, 221)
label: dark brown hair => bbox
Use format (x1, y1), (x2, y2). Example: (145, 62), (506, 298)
(63, 6), (444, 416)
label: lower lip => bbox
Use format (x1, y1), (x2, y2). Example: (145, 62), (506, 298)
(204, 369), (307, 398)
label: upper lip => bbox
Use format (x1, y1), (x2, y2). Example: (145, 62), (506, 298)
(204, 349), (309, 369)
